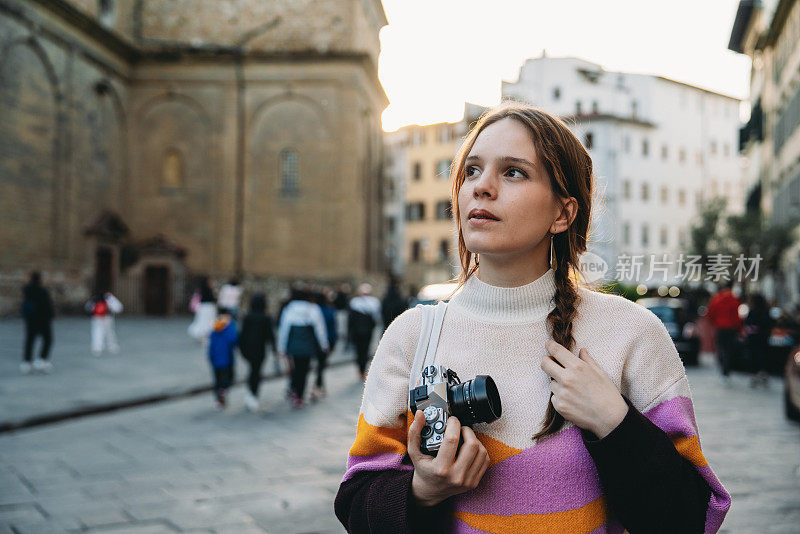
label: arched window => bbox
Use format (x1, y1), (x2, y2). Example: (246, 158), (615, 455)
(162, 148), (183, 188)
(280, 149), (299, 197)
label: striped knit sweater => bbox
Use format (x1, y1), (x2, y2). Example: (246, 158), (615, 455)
(335, 268), (731, 533)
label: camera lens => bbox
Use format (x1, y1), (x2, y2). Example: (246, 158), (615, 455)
(448, 375), (502, 426)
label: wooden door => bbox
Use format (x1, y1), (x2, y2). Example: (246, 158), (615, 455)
(143, 265), (169, 315)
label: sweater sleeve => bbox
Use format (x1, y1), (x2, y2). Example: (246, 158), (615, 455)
(580, 394), (712, 533)
(335, 307), (451, 533)
(590, 307), (731, 533)
(334, 468), (451, 533)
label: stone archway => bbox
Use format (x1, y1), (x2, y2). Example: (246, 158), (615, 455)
(0, 38), (61, 265)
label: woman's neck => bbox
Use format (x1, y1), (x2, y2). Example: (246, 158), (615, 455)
(476, 249), (551, 288)
(450, 266), (557, 324)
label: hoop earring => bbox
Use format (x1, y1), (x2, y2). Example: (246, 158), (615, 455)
(550, 235), (557, 271)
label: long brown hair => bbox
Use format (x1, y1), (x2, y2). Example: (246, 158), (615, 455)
(449, 102), (594, 442)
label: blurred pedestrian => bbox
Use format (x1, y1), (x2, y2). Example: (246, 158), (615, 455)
(706, 281), (742, 385)
(333, 282), (351, 344)
(105, 291), (123, 341)
(188, 276), (217, 343)
(208, 307), (238, 409)
(743, 293), (773, 388)
(333, 283), (350, 311)
(277, 287), (329, 409)
(86, 292), (123, 357)
(217, 278), (242, 319)
(311, 289), (338, 401)
(348, 283), (382, 382)
(381, 276), (408, 330)
(238, 293), (276, 412)
(20, 271), (55, 374)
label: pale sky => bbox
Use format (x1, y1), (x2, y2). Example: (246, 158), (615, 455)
(378, 0), (752, 131)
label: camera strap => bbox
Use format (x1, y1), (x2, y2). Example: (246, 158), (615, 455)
(409, 301), (449, 392)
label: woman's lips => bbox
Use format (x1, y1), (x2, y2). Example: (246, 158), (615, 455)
(468, 208), (499, 220)
(468, 217), (498, 227)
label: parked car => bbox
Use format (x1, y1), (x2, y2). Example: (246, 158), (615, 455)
(636, 297), (700, 366)
(784, 345), (800, 422)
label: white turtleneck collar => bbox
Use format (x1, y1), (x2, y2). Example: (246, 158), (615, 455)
(448, 268), (557, 324)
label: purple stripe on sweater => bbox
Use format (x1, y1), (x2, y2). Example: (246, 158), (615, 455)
(450, 518), (486, 534)
(697, 464), (732, 533)
(450, 395), (730, 525)
(452, 425), (604, 515)
(642, 394), (700, 437)
(642, 395), (732, 532)
(342, 452), (410, 483)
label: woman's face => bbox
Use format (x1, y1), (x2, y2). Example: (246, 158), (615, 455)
(457, 118), (564, 260)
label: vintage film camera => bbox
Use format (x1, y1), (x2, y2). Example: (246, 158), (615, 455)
(409, 365), (502, 456)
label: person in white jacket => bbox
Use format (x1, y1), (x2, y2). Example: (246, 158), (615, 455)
(86, 292), (123, 356)
(277, 287), (330, 408)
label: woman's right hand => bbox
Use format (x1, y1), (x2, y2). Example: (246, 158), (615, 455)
(407, 409), (491, 507)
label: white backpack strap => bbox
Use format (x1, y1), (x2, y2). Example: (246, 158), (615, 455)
(409, 301), (449, 392)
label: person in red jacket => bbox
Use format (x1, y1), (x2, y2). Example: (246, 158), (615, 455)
(705, 281), (743, 385)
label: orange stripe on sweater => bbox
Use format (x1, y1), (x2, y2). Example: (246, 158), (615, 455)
(670, 434), (708, 467)
(348, 412), (412, 457)
(454, 495), (608, 533)
(475, 432), (523, 466)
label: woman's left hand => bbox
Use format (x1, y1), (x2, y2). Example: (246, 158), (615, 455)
(541, 340), (629, 439)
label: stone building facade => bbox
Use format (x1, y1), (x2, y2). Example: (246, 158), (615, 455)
(730, 0), (800, 305)
(383, 103), (485, 291)
(0, 0), (388, 314)
(503, 55), (745, 288)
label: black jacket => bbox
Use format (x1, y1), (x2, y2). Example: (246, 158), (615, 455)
(239, 313), (276, 362)
(22, 284), (54, 323)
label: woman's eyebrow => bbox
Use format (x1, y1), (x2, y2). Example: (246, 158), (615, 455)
(466, 155), (535, 168)
(498, 156), (535, 168)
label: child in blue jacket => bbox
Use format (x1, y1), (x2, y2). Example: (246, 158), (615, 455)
(208, 307), (238, 409)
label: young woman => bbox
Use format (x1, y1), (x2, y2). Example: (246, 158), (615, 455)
(335, 103), (731, 533)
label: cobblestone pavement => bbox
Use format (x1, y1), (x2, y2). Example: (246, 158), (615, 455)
(0, 361), (365, 534)
(0, 317), (223, 428)
(1, 350), (799, 533)
(687, 354), (800, 533)
(0, 317), (359, 429)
